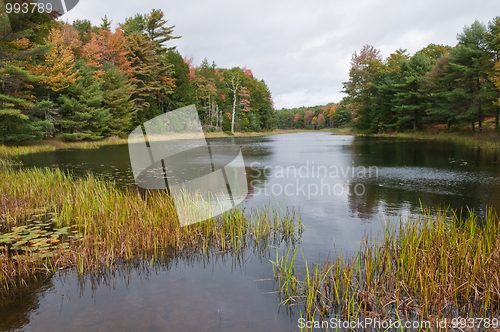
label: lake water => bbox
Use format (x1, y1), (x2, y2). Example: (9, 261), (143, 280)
(2, 133), (500, 331)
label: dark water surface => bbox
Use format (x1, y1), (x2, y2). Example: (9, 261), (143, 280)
(3, 133), (500, 331)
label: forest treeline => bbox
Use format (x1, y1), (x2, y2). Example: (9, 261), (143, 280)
(340, 16), (500, 133)
(2, 4), (500, 143)
(252, 15), (500, 134)
(0, 3), (274, 142)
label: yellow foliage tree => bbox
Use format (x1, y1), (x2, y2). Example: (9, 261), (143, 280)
(39, 27), (78, 93)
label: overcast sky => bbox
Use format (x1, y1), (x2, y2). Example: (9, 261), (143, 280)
(61, 0), (499, 109)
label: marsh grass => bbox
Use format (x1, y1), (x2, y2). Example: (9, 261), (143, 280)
(0, 167), (303, 305)
(0, 137), (128, 160)
(0, 145), (56, 158)
(380, 132), (500, 150)
(272, 208), (500, 328)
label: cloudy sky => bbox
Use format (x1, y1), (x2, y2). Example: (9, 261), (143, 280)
(61, 0), (499, 109)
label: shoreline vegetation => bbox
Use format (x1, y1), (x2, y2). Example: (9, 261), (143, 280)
(375, 131), (500, 150)
(273, 209), (500, 326)
(0, 167), (303, 306)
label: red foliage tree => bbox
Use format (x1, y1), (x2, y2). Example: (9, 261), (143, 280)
(183, 56), (195, 81)
(242, 66), (253, 78)
(303, 110), (315, 127)
(317, 113), (326, 129)
(239, 86), (251, 112)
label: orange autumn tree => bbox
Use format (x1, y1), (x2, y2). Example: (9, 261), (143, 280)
(323, 103), (338, 127)
(103, 28), (133, 76)
(81, 32), (103, 76)
(39, 27), (78, 96)
(303, 110), (314, 128)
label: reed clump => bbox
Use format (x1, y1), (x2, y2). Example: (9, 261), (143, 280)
(0, 167), (303, 304)
(273, 209), (500, 326)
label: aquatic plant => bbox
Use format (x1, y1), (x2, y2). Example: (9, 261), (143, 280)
(0, 167), (303, 305)
(272, 208), (500, 327)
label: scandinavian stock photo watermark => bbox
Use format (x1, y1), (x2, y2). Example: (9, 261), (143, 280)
(128, 105), (248, 227)
(249, 161), (379, 199)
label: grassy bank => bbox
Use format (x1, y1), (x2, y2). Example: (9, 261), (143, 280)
(0, 167), (303, 305)
(377, 132), (500, 150)
(0, 136), (129, 159)
(273, 209), (500, 326)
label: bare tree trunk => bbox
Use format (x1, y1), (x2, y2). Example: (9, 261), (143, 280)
(495, 107), (499, 132)
(229, 75), (240, 134)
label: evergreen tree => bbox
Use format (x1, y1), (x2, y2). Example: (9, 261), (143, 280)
(423, 55), (459, 128)
(144, 9), (180, 53)
(444, 21), (490, 131)
(101, 63), (135, 136)
(125, 32), (164, 123)
(121, 14), (146, 36)
(100, 16), (112, 31)
(485, 16), (500, 130)
(57, 61), (110, 140)
(72, 19), (93, 44)
(165, 50), (196, 111)
(391, 52), (432, 131)
(0, 1), (53, 141)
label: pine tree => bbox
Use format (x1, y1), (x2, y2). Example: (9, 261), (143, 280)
(100, 16), (112, 31)
(423, 55), (458, 128)
(444, 21), (490, 131)
(144, 9), (180, 53)
(0, 2), (53, 142)
(125, 32), (163, 123)
(101, 64), (135, 136)
(121, 14), (146, 36)
(57, 61), (110, 140)
(486, 16), (500, 130)
(391, 53), (432, 131)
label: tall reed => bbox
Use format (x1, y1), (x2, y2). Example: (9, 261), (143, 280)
(273, 208), (500, 325)
(0, 167), (303, 304)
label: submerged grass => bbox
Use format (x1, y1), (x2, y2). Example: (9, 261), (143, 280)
(0, 167), (303, 305)
(272, 208), (500, 327)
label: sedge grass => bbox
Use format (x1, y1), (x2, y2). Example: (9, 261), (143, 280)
(0, 167), (303, 304)
(272, 208), (500, 326)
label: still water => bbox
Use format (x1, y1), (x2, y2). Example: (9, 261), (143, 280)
(2, 133), (500, 331)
